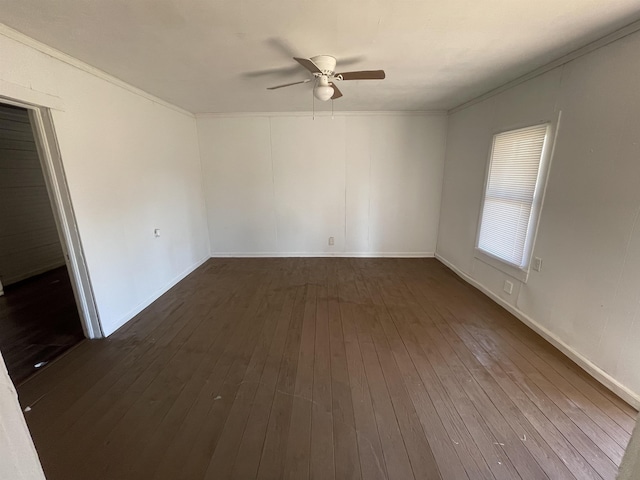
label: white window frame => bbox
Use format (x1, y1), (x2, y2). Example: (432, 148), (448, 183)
(474, 121), (555, 283)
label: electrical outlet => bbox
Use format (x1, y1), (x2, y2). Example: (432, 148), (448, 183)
(533, 257), (542, 272)
(503, 280), (513, 295)
(328, 236), (335, 246)
(154, 228), (161, 238)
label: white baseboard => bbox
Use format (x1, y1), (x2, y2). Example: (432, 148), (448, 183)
(103, 255), (210, 336)
(210, 252), (435, 258)
(435, 252), (640, 410)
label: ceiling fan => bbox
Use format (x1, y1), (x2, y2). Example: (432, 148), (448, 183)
(267, 55), (386, 101)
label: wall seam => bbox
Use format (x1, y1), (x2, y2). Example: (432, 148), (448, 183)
(268, 117), (279, 250)
(434, 114), (451, 256)
(193, 117), (212, 257)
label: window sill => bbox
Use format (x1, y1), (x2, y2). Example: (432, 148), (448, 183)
(474, 249), (530, 283)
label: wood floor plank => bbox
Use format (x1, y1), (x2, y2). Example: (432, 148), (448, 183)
(178, 268), (282, 480)
(91, 267), (274, 480)
(361, 274), (487, 480)
(152, 265), (277, 480)
(231, 284), (304, 480)
(283, 282), (317, 479)
(21, 264), (235, 443)
(310, 277), (336, 480)
(474, 302), (637, 439)
(338, 298), (388, 478)
(452, 319), (618, 479)
(375, 295), (520, 478)
(442, 316), (599, 479)
(326, 260), (362, 480)
(431, 262), (637, 429)
(356, 272), (450, 480)
(16, 258), (634, 480)
(44, 300), (222, 480)
(376, 307), (495, 479)
(425, 262), (637, 437)
(202, 273), (295, 479)
(400, 274), (597, 480)
(340, 261), (419, 480)
(422, 325), (551, 480)
(437, 313), (595, 480)
(465, 322), (625, 464)
(350, 305), (415, 480)
(255, 273), (307, 479)
(366, 311), (443, 479)
(364, 267), (498, 480)
(414, 267), (625, 479)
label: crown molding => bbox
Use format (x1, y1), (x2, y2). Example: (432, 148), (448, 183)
(0, 23), (194, 118)
(449, 17), (640, 115)
(196, 110), (447, 119)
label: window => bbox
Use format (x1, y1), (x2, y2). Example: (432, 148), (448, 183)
(476, 123), (550, 273)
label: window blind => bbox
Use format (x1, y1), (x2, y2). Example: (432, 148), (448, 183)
(477, 124), (548, 267)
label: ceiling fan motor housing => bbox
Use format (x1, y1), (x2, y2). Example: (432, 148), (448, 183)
(310, 55), (337, 76)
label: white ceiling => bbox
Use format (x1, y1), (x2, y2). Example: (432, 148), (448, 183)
(2, 0), (640, 113)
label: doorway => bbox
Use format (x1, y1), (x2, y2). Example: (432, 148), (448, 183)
(0, 101), (98, 384)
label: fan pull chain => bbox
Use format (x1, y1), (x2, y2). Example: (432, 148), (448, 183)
(331, 99), (334, 119)
(312, 90), (315, 120)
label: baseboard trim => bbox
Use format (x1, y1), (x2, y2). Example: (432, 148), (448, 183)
(210, 252), (435, 258)
(104, 255), (210, 336)
(435, 252), (640, 410)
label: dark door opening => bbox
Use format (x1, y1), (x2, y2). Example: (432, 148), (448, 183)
(0, 102), (85, 384)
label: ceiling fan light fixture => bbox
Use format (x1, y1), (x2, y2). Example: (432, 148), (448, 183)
(313, 84), (334, 102)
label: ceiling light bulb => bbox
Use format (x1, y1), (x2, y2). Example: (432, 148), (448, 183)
(314, 85), (334, 102)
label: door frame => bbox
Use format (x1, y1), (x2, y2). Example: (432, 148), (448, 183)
(0, 96), (102, 338)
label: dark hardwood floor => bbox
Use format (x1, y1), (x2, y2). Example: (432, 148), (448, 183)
(17, 258), (637, 479)
(0, 266), (85, 384)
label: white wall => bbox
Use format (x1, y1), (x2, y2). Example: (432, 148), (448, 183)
(197, 114), (447, 257)
(0, 104), (65, 286)
(437, 29), (640, 406)
(0, 353), (46, 480)
(0, 27), (210, 336)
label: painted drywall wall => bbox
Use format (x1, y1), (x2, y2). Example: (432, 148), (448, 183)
(0, 104), (65, 286)
(0, 353), (46, 480)
(197, 114), (447, 256)
(437, 29), (640, 404)
(0, 28), (209, 336)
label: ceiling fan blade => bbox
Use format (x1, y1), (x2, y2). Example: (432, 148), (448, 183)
(267, 37), (299, 58)
(267, 79), (311, 90)
(336, 70), (386, 81)
(294, 57), (322, 74)
(330, 83), (343, 100)
(338, 55), (366, 68)
(243, 65), (302, 78)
